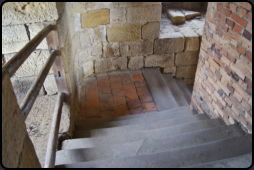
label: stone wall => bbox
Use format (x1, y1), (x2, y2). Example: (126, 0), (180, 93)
(2, 2), (59, 99)
(191, 2), (252, 133)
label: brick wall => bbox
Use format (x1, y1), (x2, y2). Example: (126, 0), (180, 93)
(191, 2), (252, 133)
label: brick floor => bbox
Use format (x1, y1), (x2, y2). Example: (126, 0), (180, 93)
(80, 70), (157, 118)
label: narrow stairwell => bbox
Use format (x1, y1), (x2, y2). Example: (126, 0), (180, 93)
(55, 68), (252, 168)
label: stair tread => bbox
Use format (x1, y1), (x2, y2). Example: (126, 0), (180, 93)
(186, 153), (252, 168)
(76, 109), (198, 131)
(62, 118), (224, 150)
(162, 74), (189, 106)
(74, 114), (209, 138)
(141, 68), (179, 111)
(76, 106), (191, 126)
(56, 125), (245, 165)
(174, 78), (192, 104)
(56, 135), (252, 168)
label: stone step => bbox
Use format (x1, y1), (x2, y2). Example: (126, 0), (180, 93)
(62, 118), (224, 150)
(74, 114), (209, 138)
(76, 108), (198, 131)
(162, 74), (189, 107)
(141, 68), (178, 111)
(186, 153), (252, 168)
(167, 9), (185, 25)
(174, 78), (192, 104)
(180, 10), (201, 20)
(56, 125), (245, 166)
(76, 105), (191, 127)
(56, 135), (252, 168)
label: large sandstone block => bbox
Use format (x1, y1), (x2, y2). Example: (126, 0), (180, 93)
(167, 10), (185, 25)
(66, 2), (86, 17)
(107, 23), (142, 42)
(2, 25), (29, 43)
(95, 57), (127, 73)
(120, 39), (153, 57)
(155, 32), (184, 54)
(93, 25), (107, 44)
(126, 5), (162, 24)
(81, 9), (110, 28)
(4, 50), (53, 78)
(11, 76), (45, 100)
(43, 74), (58, 95)
(103, 42), (120, 58)
(82, 61), (94, 79)
(2, 71), (27, 168)
(142, 21), (160, 39)
(128, 56), (144, 70)
(28, 23), (48, 50)
(181, 10), (201, 20)
(175, 65), (197, 78)
(110, 8), (126, 26)
(175, 51), (199, 66)
(180, 28), (200, 51)
(2, 41), (29, 54)
(78, 43), (102, 65)
(2, 2), (58, 26)
(80, 28), (94, 48)
(162, 66), (176, 76)
(145, 54), (174, 68)
(84, 2), (112, 11)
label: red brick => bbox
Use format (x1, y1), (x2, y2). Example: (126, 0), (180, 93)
(226, 18), (234, 28)
(239, 114), (248, 126)
(111, 82), (122, 89)
(217, 29), (224, 36)
(99, 86), (111, 94)
(86, 90), (99, 100)
(129, 107), (143, 115)
(237, 45), (246, 55)
(244, 67), (252, 77)
(219, 13), (227, 22)
(142, 102), (157, 112)
(238, 79), (248, 90)
(229, 3), (238, 12)
(231, 12), (248, 27)
(224, 65), (232, 75)
(136, 87), (150, 95)
(109, 75), (121, 83)
(244, 77), (252, 87)
(127, 99), (141, 109)
(236, 2), (252, 11)
(231, 72), (239, 82)
(232, 82), (250, 99)
(86, 99), (100, 108)
(124, 91), (139, 100)
(221, 47), (228, 56)
(247, 11), (252, 21)
(113, 97), (126, 107)
(86, 85), (98, 92)
(247, 86), (252, 95)
(139, 93), (153, 103)
(227, 53), (236, 63)
(243, 29), (252, 41)
(85, 107), (100, 118)
(217, 4), (231, 16)
(246, 51), (252, 61)
(132, 74), (144, 81)
(247, 124), (252, 132)
(242, 99), (251, 112)
(222, 2), (229, 8)
(224, 43), (240, 58)
(216, 100), (223, 110)
(206, 12), (215, 22)
(123, 84), (136, 92)
(223, 32), (231, 41)
(134, 80), (147, 88)
(237, 6), (247, 17)
(112, 89), (125, 97)
(215, 70), (222, 80)
(214, 10), (220, 18)
(230, 95), (242, 111)
(228, 28), (243, 44)
(233, 23), (243, 34)
(97, 80), (110, 87)
(215, 42), (221, 50)
(243, 39), (252, 51)
(225, 96), (232, 106)
(227, 84), (235, 94)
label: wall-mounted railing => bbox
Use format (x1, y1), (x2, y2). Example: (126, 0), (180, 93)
(2, 21), (69, 168)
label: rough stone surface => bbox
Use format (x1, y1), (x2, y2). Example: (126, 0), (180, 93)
(184, 78), (195, 84)
(24, 95), (70, 167)
(120, 40), (153, 57)
(84, 2), (112, 11)
(128, 56), (144, 70)
(82, 61), (94, 79)
(95, 57), (127, 73)
(4, 50), (53, 78)
(155, 32), (184, 54)
(11, 76), (45, 100)
(180, 28), (200, 51)
(145, 54), (174, 68)
(107, 23), (142, 42)
(162, 66), (176, 76)
(28, 23), (49, 50)
(66, 2), (86, 17)
(142, 21), (160, 39)
(175, 65), (197, 78)
(126, 5), (162, 24)
(78, 43), (103, 65)
(181, 10), (201, 20)
(110, 8), (126, 26)
(167, 10), (185, 25)
(2, 40), (29, 54)
(81, 9), (110, 28)
(112, 2), (161, 8)
(103, 42), (120, 58)
(18, 134), (41, 168)
(2, 25), (29, 43)
(175, 51), (199, 66)
(80, 28), (94, 48)
(93, 25), (107, 44)
(2, 71), (27, 168)
(2, 2), (58, 26)
(43, 74), (58, 95)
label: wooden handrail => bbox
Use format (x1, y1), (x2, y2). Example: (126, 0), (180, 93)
(2, 24), (54, 77)
(21, 50), (59, 120)
(44, 92), (64, 168)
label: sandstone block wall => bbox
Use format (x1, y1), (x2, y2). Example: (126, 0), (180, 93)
(191, 2), (252, 133)
(2, 2), (59, 98)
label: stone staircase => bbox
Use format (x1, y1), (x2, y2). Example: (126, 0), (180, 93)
(55, 68), (252, 168)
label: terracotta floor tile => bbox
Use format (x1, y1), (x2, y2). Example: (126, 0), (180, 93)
(111, 82), (123, 89)
(112, 89), (125, 97)
(129, 107), (143, 115)
(100, 111), (116, 118)
(113, 97), (127, 107)
(109, 75), (121, 83)
(98, 80), (110, 87)
(139, 93), (153, 103)
(114, 105), (129, 117)
(132, 74), (144, 81)
(134, 80), (147, 88)
(127, 99), (141, 109)
(86, 90), (99, 100)
(125, 91), (139, 101)
(99, 86), (111, 94)
(85, 107), (100, 118)
(142, 102), (157, 112)
(136, 87), (150, 95)
(86, 85), (98, 92)
(123, 84), (136, 92)
(121, 77), (133, 85)
(86, 99), (100, 108)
